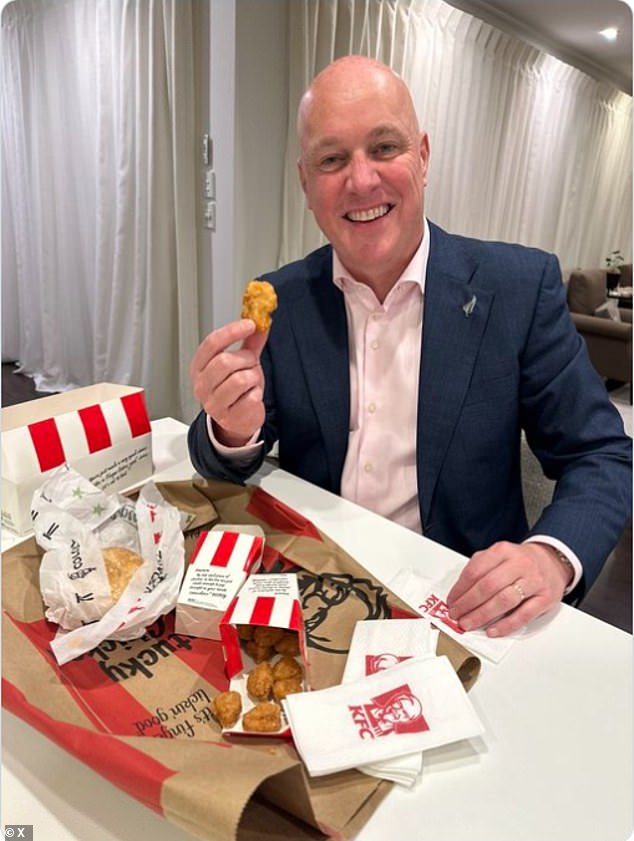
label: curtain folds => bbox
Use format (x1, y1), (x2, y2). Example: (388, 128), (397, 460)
(1, 0), (199, 421)
(279, 0), (632, 273)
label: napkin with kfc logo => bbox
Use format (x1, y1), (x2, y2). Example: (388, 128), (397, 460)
(283, 655), (484, 777)
(341, 618), (439, 786)
(388, 567), (522, 663)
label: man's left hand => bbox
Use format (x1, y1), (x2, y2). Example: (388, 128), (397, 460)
(446, 541), (573, 637)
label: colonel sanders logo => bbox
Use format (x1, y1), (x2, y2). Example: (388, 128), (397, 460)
(365, 653), (411, 675)
(348, 683), (429, 739)
(421, 594), (464, 634)
(297, 572), (390, 653)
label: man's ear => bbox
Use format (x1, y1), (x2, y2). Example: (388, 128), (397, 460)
(297, 158), (311, 208)
(419, 131), (430, 186)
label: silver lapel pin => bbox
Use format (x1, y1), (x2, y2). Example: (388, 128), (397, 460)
(462, 294), (477, 317)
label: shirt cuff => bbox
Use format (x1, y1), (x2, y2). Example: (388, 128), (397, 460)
(524, 535), (583, 595)
(206, 415), (263, 464)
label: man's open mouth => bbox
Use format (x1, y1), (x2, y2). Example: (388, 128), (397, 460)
(345, 204), (393, 223)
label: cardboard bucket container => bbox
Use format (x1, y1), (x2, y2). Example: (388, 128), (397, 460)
(174, 526), (265, 641)
(1, 382), (153, 534)
(219, 572), (309, 737)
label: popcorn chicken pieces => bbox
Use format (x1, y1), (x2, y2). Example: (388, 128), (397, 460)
(236, 624), (254, 641)
(241, 280), (278, 332)
(242, 702), (282, 732)
(246, 639), (274, 663)
(253, 626), (285, 647)
(211, 690), (242, 728)
(247, 662), (274, 701)
(274, 630), (301, 657)
(272, 677), (303, 702)
(272, 655), (303, 681)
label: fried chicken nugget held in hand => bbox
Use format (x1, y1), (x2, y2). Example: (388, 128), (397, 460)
(247, 662), (274, 701)
(272, 677), (303, 702)
(272, 655), (303, 681)
(211, 690), (242, 729)
(242, 702), (282, 732)
(241, 280), (278, 333)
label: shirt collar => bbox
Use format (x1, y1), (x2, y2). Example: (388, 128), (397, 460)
(332, 217), (430, 295)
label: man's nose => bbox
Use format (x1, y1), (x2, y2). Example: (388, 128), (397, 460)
(347, 153), (380, 191)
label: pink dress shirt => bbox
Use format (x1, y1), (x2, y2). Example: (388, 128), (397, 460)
(332, 225), (428, 533)
(209, 217), (581, 592)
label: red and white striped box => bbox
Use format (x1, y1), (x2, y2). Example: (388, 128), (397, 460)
(220, 573), (306, 678)
(174, 527), (265, 641)
(219, 573), (309, 737)
(2, 383), (153, 535)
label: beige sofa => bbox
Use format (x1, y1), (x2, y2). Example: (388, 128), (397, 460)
(566, 267), (632, 390)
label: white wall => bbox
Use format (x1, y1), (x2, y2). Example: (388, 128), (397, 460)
(161, 0), (290, 338)
(209, 0), (240, 330)
(235, 0), (289, 298)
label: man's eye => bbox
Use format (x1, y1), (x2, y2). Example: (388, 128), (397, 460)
(319, 155), (345, 171)
(374, 142), (399, 157)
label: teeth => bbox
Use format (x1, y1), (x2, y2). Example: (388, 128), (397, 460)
(347, 205), (390, 222)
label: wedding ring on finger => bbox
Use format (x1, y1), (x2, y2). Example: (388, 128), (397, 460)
(513, 580), (527, 603)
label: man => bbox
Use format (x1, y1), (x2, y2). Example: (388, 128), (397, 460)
(188, 56), (631, 637)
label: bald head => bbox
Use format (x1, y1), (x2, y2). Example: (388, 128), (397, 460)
(297, 56), (420, 153)
(294, 54), (430, 299)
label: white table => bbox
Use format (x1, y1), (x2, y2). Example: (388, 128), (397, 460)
(3, 418), (632, 841)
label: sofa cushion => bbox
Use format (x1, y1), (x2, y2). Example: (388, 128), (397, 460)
(567, 270), (607, 315)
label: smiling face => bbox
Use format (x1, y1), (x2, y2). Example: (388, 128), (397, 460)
(297, 56), (429, 299)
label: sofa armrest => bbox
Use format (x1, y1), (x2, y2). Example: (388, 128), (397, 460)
(570, 312), (633, 340)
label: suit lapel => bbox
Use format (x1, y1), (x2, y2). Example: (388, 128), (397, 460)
(288, 248), (350, 491)
(418, 225), (495, 528)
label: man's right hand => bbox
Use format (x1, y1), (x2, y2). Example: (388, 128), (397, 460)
(189, 319), (269, 447)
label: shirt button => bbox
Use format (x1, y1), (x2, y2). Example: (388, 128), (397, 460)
(371, 339), (380, 350)
(367, 402), (376, 414)
(364, 462), (373, 473)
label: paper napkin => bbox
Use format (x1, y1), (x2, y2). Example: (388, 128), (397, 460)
(283, 656), (484, 778)
(341, 618), (439, 788)
(342, 619), (439, 683)
(388, 568), (522, 663)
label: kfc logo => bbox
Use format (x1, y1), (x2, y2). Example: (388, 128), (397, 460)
(421, 594), (464, 634)
(348, 683), (429, 739)
(296, 572), (390, 653)
(365, 653), (411, 675)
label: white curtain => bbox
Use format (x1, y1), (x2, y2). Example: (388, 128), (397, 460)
(279, 0), (633, 273)
(1, 0), (200, 422)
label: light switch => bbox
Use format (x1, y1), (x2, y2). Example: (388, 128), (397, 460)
(201, 133), (211, 166)
(203, 200), (216, 231)
(203, 168), (216, 200)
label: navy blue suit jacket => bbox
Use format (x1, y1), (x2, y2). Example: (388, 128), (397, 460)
(189, 223), (632, 599)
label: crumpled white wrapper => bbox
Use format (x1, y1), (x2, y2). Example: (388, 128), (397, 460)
(388, 567), (523, 663)
(32, 464), (185, 665)
(342, 619), (439, 787)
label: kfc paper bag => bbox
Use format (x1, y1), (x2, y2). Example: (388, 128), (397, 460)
(182, 479), (481, 691)
(3, 477), (480, 841)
